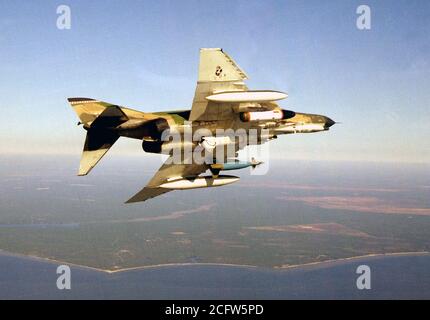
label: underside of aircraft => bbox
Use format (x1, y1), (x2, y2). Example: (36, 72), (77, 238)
(68, 48), (335, 203)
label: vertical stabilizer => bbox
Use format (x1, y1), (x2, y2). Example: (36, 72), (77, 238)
(198, 48), (248, 82)
(190, 49), (249, 121)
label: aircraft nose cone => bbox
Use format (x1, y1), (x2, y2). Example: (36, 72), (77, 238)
(324, 117), (335, 129)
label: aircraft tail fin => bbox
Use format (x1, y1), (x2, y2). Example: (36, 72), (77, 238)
(67, 98), (128, 176)
(190, 49), (249, 121)
(198, 48), (248, 82)
(78, 129), (119, 176)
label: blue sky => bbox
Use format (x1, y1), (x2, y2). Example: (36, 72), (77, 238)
(0, 0), (429, 163)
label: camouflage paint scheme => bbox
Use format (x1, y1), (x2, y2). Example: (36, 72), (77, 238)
(68, 48), (335, 203)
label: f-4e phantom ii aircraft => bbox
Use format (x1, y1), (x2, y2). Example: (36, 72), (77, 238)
(68, 48), (335, 203)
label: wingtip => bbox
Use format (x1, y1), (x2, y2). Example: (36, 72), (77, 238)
(67, 97), (96, 103)
(124, 198), (147, 204)
(78, 168), (90, 176)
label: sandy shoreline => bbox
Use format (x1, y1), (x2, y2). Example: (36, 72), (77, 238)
(0, 249), (428, 274)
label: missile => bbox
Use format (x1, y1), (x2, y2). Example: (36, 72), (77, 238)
(210, 158), (262, 172)
(240, 110), (283, 122)
(275, 123), (326, 134)
(159, 175), (239, 190)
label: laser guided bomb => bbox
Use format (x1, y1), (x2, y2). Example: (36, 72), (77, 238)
(68, 48), (335, 203)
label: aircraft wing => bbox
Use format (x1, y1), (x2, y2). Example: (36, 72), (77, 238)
(189, 49), (287, 121)
(125, 156), (209, 203)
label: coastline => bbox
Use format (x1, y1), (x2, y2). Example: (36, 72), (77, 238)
(1, 249), (428, 274)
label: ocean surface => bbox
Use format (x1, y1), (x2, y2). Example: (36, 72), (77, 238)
(1, 252), (429, 299)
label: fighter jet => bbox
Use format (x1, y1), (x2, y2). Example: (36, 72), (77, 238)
(68, 48), (335, 203)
